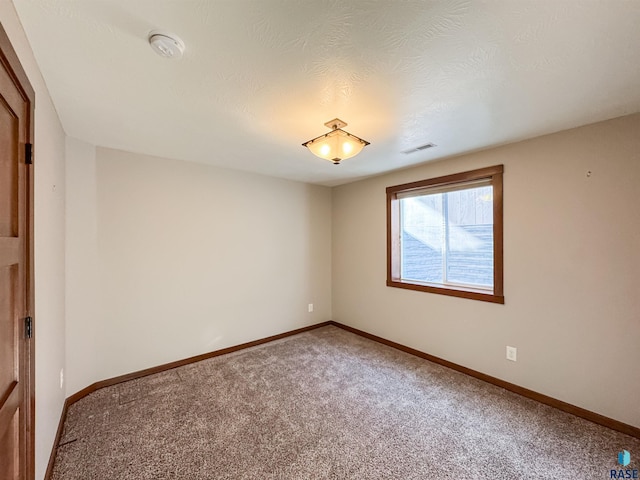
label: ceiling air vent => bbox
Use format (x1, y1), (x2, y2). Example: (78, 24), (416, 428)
(402, 143), (436, 154)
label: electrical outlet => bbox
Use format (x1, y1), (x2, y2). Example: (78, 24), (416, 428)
(60, 368), (64, 389)
(308, 303), (314, 313)
(506, 346), (517, 362)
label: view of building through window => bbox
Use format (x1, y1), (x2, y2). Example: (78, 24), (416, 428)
(400, 184), (494, 289)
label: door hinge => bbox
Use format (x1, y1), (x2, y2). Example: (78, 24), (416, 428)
(25, 143), (33, 165)
(25, 316), (32, 339)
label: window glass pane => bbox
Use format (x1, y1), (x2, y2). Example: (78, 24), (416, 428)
(445, 186), (493, 287)
(400, 193), (444, 284)
(399, 185), (493, 288)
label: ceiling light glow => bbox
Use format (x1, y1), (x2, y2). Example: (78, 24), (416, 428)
(302, 119), (369, 165)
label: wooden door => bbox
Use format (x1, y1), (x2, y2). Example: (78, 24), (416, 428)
(0, 23), (35, 480)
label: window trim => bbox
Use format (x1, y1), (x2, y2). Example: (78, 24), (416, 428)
(386, 165), (504, 304)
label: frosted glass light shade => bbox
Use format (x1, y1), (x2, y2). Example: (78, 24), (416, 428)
(302, 121), (369, 164)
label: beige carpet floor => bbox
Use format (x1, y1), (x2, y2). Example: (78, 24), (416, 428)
(51, 325), (639, 479)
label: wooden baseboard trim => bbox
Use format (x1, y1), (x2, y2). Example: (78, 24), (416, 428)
(45, 321), (332, 479)
(44, 398), (69, 480)
(67, 321), (331, 404)
(328, 321), (640, 439)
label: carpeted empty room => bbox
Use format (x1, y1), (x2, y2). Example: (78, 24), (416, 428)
(4, 1), (640, 478)
(50, 326), (639, 479)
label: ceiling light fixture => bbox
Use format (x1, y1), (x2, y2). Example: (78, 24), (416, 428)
(302, 119), (370, 165)
(148, 30), (185, 59)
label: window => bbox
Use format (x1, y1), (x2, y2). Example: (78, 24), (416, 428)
(387, 165), (504, 303)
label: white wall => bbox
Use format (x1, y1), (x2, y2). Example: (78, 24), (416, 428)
(0, 3), (67, 479)
(65, 147), (332, 391)
(332, 113), (640, 428)
(65, 137), (98, 396)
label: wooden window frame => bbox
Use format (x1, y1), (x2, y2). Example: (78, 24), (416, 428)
(386, 165), (504, 304)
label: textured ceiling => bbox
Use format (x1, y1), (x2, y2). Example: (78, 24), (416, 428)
(12, 0), (640, 186)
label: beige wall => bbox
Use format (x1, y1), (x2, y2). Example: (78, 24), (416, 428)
(65, 146), (332, 392)
(65, 137), (98, 395)
(332, 113), (640, 428)
(0, 3), (67, 478)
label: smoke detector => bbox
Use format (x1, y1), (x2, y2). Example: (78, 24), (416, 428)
(148, 30), (185, 59)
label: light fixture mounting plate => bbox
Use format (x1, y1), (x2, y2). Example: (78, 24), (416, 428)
(324, 118), (347, 130)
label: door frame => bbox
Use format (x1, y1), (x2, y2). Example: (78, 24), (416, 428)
(0, 21), (36, 480)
